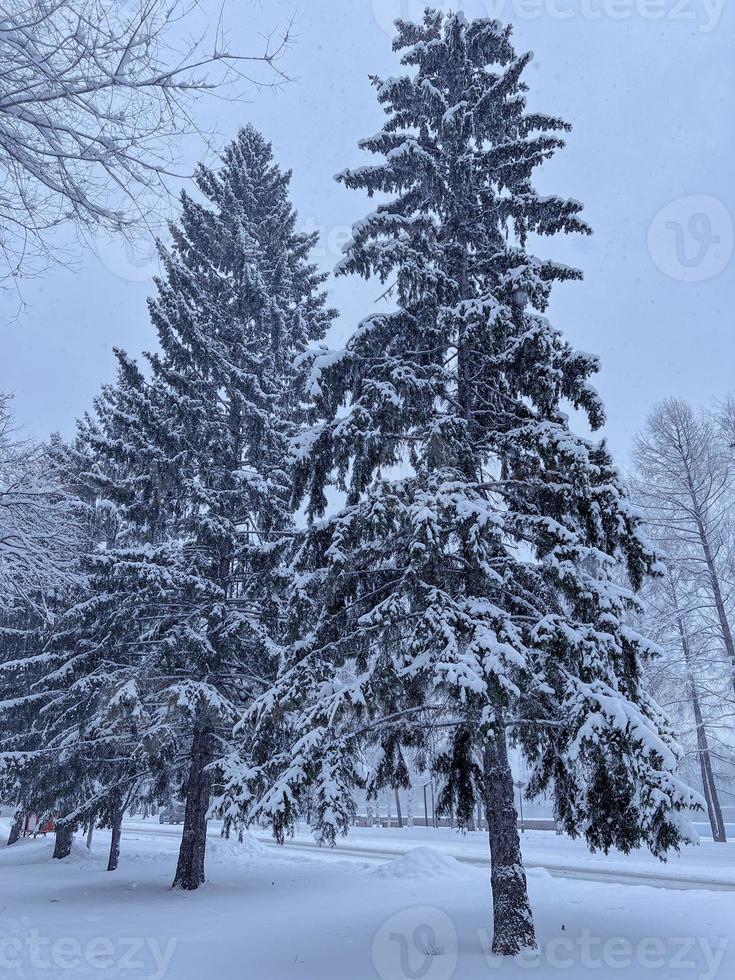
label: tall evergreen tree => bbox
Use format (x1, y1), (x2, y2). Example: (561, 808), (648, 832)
(245, 12), (700, 955)
(147, 125), (333, 888)
(4, 126), (333, 888)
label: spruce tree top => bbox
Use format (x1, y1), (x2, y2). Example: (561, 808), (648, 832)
(149, 125), (334, 548)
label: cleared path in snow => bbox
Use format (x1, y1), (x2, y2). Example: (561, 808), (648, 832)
(252, 835), (735, 892)
(121, 819), (735, 892)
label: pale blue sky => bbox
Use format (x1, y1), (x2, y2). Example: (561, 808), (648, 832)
(2, 0), (733, 461)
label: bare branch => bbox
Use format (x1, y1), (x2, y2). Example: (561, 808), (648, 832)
(0, 0), (293, 281)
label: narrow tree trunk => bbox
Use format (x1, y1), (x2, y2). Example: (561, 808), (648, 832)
(7, 812), (22, 846)
(86, 821), (95, 850)
(107, 800), (124, 871)
(394, 788), (403, 829)
(454, 237), (536, 951)
(702, 534), (735, 696)
(172, 725), (213, 890)
(687, 491), (735, 697)
(483, 731), (537, 955)
(689, 677), (727, 842)
(53, 823), (73, 860)
(669, 575), (727, 844)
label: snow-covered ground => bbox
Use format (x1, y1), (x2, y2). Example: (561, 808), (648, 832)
(1, 817), (733, 979)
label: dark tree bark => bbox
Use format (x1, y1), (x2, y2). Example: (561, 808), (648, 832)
(7, 812), (22, 846)
(483, 730), (537, 955)
(698, 528), (735, 699)
(689, 676), (727, 842)
(394, 788), (403, 829)
(670, 580), (727, 843)
(454, 237), (535, 953)
(173, 725), (214, 890)
(107, 796), (125, 871)
(53, 823), (73, 859)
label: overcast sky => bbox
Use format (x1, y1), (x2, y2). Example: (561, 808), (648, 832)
(2, 0), (733, 462)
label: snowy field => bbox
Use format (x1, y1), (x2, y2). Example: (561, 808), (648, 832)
(2, 818), (734, 980)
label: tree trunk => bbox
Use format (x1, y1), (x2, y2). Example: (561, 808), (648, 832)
(107, 807), (124, 870)
(689, 676), (726, 842)
(172, 725), (213, 890)
(53, 823), (73, 860)
(394, 788), (403, 829)
(670, 577), (727, 844)
(483, 731), (537, 955)
(689, 497), (735, 696)
(86, 821), (95, 850)
(454, 235), (535, 952)
(7, 812), (22, 846)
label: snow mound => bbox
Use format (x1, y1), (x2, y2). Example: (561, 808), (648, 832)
(0, 837), (100, 867)
(371, 847), (474, 881)
(0, 837), (56, 866)
(526, 866), (553, 880)
(207, 834), (269, 865)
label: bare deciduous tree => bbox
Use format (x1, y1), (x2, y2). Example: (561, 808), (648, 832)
(639, 562), (729, 842)
(633, 398), (735, 697)
(0, 394), (82, 616)
(0, 0), (291, 281)
(632, 397), (735, 841)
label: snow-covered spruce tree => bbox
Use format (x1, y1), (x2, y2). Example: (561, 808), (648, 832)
(0, 413), (145, 864)
(0, 605), (52, 846)
(25, 126), (333, 888)
(251, 12), (700, 956)
(0, 423), (85, 853)
(151, 126), (332, 888)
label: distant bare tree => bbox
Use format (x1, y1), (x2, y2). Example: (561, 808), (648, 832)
(631, 398), (735, 841)
(0, 0), (291, 281)
(640, 561), (729, 842)
(633, 399), (735, 698)
(0, 394), (82, 616)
